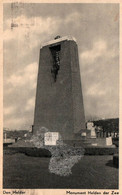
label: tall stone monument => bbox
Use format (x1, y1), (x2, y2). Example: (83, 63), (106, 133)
(33, 36), (86, 145)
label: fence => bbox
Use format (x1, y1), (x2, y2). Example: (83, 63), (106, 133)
(96, 131), (119, 138)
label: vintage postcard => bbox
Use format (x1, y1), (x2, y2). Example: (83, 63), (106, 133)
(0, 1), (121, 195)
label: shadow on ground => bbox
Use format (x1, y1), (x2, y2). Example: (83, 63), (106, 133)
(106, 160), (119, 169)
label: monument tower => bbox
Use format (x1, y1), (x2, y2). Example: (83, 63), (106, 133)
(33, 36), (86, 145)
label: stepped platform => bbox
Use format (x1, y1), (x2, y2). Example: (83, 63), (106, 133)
(4, 136), (118, 157)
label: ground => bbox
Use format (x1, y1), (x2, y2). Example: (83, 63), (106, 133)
(3, 151), (118, 189)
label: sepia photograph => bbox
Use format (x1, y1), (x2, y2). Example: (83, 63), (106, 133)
(3, 2), (119, 191)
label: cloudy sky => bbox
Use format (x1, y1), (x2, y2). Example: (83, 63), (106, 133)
(3, 3), (119, 130)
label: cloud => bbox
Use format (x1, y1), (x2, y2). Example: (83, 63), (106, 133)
(4, 11), (85, 50)
(79, 38), (119, 120)
(65, 12), (81, 24)
(80, 40), (106, 64)
(4, 106), (15, 115)
(80, 39), (118, 65)
(6, 62), (38, 89)
(4, 14), (61, 39)
(25, 97), (35, 111)
(4, 14), (62, 52)
(4, 62), (38, 129)
(4, 117), (30, 130)
(86, 83), (106, 96)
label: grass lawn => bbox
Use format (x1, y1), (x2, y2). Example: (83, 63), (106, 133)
(3, 151), (118, 189)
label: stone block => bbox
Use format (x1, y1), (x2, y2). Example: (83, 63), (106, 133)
(33, 36), (86, 142)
